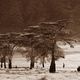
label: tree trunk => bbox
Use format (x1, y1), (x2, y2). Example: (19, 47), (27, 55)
(4, 57), (6, 68)
(42, 57), (45, 68)
(30, 57), (35, 69)
(49, 40), (56, 73)
(1, 58), (3, 68)
(49, 53), (56, 73)
(8, 58), (12, 69)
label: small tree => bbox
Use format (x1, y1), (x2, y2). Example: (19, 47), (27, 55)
(16, 33), (39, 69)
(0, 33), (20, 69)
(7, 32), (21, 69)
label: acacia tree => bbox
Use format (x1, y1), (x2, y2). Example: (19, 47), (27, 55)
(0, 34), (10, 68)
(24, 19), (75, 73)
(0, 33), (20, 69)
(40, 20), (74, 73)
(18, 33), (40, 69)
(7, 32), (21, 69)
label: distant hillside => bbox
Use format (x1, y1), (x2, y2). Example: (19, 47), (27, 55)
(0, 0), (80, 33)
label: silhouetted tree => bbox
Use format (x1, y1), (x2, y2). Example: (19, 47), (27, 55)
(24, 19), (75, 73)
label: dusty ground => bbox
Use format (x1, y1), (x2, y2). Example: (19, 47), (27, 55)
(0, 44), (80, 80)
(0, 68), (80, 80)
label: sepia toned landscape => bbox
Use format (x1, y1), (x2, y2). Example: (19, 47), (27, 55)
(0, 0), (80, 80)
